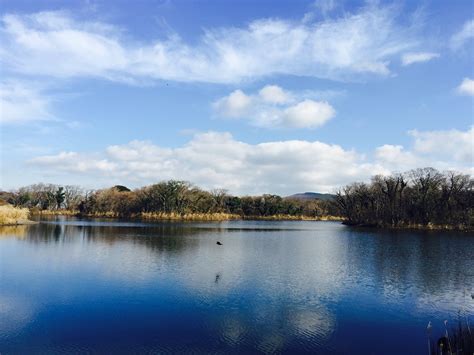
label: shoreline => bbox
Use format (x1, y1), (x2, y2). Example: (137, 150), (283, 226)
(32, 210), (344, 222)
(10, 210), (471, 231)
(342, 221), (473, 232)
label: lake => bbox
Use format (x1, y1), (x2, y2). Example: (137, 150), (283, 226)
(0, 217), (472, 354)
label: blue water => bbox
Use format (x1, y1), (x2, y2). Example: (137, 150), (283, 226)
(0, 217), (472, 354)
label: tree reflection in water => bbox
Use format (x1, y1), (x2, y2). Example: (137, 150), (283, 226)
(0, 218), (472, 354)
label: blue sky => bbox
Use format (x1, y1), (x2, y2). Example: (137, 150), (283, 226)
(0, 0), (473, 195)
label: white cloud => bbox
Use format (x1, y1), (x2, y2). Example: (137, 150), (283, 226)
(0, 80), (54, 124)
(259, 85), (291, 104)
(282, 100), (335, 128)
(28, 127), (473, 195)
(456, 77), (474, 96)
(409, 126), (474, 164)
(30, 151), (117, 173)
(374, 144), (420, 171)
(450, 19), (474, 50)
(213, 85), (336, 128)
(29, 131), (383, 194)
(0, 12), (128, 80)
(375, 126), (473, 173)
(0, 5), (419, 84)
(213, 90), (253, 118)
(401, 52), (439, 66)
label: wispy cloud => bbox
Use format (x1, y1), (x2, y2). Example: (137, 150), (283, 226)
(28, 127), (473, 195)
(0, 80), (54, 124)
(450, 19), (474, 50)
(1, 5), (419, 84)
(401, 52), (439, 66)
(213, 85), (336, 129)
(305, 0), (338, 20)
(0, 79), (84, 128)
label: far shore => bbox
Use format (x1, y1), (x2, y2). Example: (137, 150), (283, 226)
(28, 210), (472, 231)
(32, 209), (344, 222)
(342, 221), (473, 232)
(2, 211), (471, 232)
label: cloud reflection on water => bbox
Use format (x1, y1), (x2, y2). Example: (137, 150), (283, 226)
(0, 219), (472, 353)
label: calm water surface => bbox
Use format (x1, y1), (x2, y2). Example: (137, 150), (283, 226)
(0, 217), (473, 354)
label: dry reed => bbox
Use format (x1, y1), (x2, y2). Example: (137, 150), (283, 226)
(140, 212), (241, 221)
(0, 205), (31, 225)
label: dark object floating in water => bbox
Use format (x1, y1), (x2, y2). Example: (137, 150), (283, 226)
(216, 241), (223, 245)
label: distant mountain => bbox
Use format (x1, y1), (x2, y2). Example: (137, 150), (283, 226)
(286, 192), (336, 201)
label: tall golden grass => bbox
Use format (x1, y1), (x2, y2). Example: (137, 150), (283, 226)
(0, 205), (31, 225)
(101, 211), (340, 221)
(243, 214), (344, 221)
(140, 212), (241, 221)
(31, 209), (79, 216)
(35, 209), (343, 222)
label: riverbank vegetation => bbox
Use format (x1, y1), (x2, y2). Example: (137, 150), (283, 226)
(2, 181), (338, 221)
(2, 168), (471, 228)
(0, 204), (31, 225)
(335, 168), (473, 230)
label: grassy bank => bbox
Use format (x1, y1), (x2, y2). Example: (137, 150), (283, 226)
(32, 210), (240, 221)
(141, 212), (241, 221)
(27, 209), (467, 229)
(141, 212), (343, 221)
(31, 209), (343, 222)
(0, 205), (34, 225)
(243, 214), (344, 221)
(32, 209), (79, 216)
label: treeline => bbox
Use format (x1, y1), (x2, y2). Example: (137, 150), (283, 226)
(4, 168), (471, 227)
(3, 181), (336, 219)
(335, 168), (473, 229)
